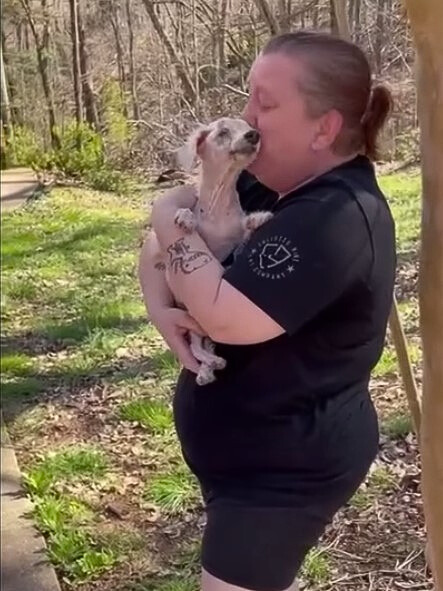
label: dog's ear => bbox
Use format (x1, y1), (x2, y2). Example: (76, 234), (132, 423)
(177, 125), (210, 172)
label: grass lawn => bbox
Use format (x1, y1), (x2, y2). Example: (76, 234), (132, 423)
(0, 171), (429, 591)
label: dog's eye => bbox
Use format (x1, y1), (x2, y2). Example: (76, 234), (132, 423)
(218, 128), (230, 138)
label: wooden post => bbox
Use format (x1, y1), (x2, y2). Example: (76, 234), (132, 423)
(404, 2), (443, 588)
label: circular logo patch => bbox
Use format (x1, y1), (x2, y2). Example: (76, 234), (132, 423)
(248, 235), (300, 279)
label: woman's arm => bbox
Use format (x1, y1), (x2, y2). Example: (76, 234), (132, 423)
(152, 186), (371, 346)
(151, 191), (285, 345)
(138, 230), (173, 319)
(138, 231), (204, 373)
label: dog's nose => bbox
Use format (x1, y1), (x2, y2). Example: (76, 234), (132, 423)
(244, 130), (260, 145)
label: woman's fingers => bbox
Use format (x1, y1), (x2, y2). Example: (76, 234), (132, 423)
(176, 311), (206, 336)
(168, 331), (201, 374)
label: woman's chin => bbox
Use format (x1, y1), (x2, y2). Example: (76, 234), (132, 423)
(246, 159), (260, 175)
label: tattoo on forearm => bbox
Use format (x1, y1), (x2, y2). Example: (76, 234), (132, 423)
(154, 261), (166, 271)
(166, 237), (213, 274)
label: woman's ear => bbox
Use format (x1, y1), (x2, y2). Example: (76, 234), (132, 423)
(177, 124), (210, 172)
(311, 109), (343, 151)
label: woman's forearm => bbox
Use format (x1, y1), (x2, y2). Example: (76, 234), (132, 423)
(138, 230), (174, 320)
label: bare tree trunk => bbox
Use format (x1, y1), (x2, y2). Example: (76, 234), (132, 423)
(278, 0), (291, 32)
(125, 0), (140, 120)
(405, 3), (443, 588)
(20, 0), (60, 148)
(69, 0), (83, 123)
(374, 0), (385, 74)
(1, 41), (13, 143)
(140, 0), (196, 104)
(353, 0), (361, 43)
(109, 0), (128, 115)
(253, 0), (280, 35)
(331, 0), (351, 40)
(1, 30), (21, 127)
(77, 0), (99, 128)
(218, 0), (229, 83)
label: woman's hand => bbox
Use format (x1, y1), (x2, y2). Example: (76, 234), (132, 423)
(150, 306), (205, 374)
(151, 185), (197, 235)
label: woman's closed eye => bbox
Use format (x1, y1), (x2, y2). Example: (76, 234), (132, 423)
(257, 93), (278, 111)
(259, 102), (278, 111)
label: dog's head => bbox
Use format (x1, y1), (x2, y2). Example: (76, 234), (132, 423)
(177, 118), (260, 173)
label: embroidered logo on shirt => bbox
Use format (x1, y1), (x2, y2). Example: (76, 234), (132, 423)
(248, 235), (300, 279)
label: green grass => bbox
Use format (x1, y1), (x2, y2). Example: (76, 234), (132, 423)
(373, 342), (421, 378)
(24, 447), (109, 496)
(47, 529), (118, 582)
(130, 578), (198, 591)
(350, 465), (397, 510)
(144, 469), (200, 514)
(0, 172), (423, 589)
(0, 352), (35, 376)
(301, 547), (331, 585)
(379, 172), (421, 255)
(22, 446), (118, 583)
(151, 349), (181, 381)
(119, 399), (173, 433)
(34, 496), (94, 534)
(381, 411), (413, 439)
(1, 376), (46, 398)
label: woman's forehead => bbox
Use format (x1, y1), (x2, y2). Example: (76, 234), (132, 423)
(248, 53), (301, 95)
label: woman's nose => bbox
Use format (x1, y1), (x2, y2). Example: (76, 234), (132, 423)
(242, 99), (257, 128)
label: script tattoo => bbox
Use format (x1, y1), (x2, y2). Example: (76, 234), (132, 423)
(154, 261), (166, 271)
(166, 238), (212, 274)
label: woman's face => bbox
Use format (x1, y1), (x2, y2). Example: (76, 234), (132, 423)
(243, 52), (337, 192)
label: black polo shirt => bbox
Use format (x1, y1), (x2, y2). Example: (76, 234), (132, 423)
(173, 155), (396, 490)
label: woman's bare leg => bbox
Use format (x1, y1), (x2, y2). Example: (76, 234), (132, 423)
(201, 568), (299, 591)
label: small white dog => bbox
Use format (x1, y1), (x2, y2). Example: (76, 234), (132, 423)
(159, 117), (273, 385)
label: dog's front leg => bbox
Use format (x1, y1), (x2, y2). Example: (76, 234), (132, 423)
(174, 208), (197, 233)
(242, 211), (274, 241)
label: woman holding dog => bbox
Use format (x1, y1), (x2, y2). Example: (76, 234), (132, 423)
(139, 31), (396, 591)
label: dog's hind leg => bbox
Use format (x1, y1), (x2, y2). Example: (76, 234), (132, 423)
(189, 333), (226, 385)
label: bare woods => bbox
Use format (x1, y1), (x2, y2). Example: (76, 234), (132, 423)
(1, 0), (418, 174)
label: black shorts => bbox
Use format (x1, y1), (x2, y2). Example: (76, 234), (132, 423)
(191, 393), (379, 591)
(200, 497), (328, 590)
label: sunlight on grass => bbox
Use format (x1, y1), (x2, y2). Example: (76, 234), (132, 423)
(373, 342), (421, 378)
(151, 349), (181, 381)
(120, 399), (173, 433)
(40, 299), (145, 343)
(47, 529), (118, 583)
(34, 496), (94, 534)
(1, 352), (35, 376)
(379, 172), (421, 254)
(24, 447), (109, 495)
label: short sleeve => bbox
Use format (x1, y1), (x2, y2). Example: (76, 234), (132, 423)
(223, 190), (372, 335)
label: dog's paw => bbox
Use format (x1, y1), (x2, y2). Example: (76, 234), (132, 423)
(174, 208), (197, 233)
(208, 355), (227, 371)
(196, 366), (216, 386)
(244, 211), (273, 233)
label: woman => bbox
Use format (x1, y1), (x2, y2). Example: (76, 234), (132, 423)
(139, 31), (396, 591)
